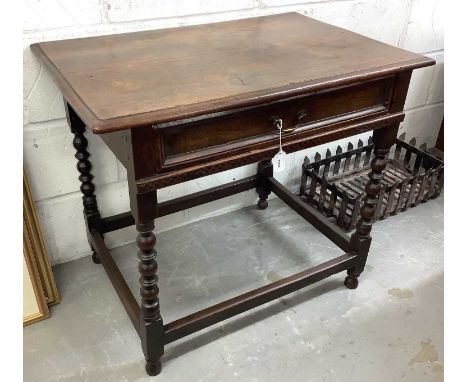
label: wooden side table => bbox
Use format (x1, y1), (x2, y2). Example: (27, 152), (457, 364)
(31, 13), (434, 376)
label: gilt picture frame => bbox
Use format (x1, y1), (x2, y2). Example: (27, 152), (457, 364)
(23, 169), (59, 325)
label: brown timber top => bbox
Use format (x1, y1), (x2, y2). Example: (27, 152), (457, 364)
(31, 13), (434, 134)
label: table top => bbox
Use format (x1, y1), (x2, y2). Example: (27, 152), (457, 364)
(31, 13), (433, 134)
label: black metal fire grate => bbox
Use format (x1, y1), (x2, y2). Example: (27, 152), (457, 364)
(298, 133), (444, 232)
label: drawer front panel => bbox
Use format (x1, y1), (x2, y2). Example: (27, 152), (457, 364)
(155, 76), (394, 170)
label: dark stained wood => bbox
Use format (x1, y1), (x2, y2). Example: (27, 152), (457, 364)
(346, 124), (399, 288)
(30, 14), (437, 377)
(135, 197), (164, 376)
(101, 212), (136, 234)
(65, 101), (103, 264)
(388, 71), (413, 113)
(90, 61), (412, 190)
(157, 77), (392, 170)
(130, 127), (157, 180)
(99, 129), (131, 169)
(256, 160), (274, 210)
(323, 149), (332, 178)
(136, 112), (405, 190)
(89, 229), (140, 334)
(31, 13), (433, 134)
(102, 175), (258, 233)
(125, 186), (164, 376)
(164, 252), (358, 344)
(159, 175), (258, 216)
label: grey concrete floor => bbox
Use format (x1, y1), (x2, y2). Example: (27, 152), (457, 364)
(24, 195), (443, 382)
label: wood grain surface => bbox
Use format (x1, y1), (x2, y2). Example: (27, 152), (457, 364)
(31, 13), (434, 133)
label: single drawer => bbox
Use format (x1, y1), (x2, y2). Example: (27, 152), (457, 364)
(153, 76), (394, 171)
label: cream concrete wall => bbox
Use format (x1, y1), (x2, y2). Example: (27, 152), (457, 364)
(23, 0), (443, 264)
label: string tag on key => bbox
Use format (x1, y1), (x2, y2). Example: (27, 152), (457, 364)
(272, 118), (286, 173)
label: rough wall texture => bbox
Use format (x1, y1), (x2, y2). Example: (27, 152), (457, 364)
(23, 0), (443, 265)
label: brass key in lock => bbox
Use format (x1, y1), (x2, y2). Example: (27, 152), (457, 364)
(271, 110), (308, 133)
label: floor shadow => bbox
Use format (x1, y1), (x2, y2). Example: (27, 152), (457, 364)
(163, 278), (344, 363)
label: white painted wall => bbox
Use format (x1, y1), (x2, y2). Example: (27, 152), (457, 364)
(23, 0), (444, 265)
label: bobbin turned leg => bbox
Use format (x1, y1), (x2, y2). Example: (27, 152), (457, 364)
(65, 102), (102, 264)
(345, 125), (398, 289)
(130, 190), (164, 376)
(256, 159), (273, 209)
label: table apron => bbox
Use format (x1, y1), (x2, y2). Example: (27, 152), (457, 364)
(135, 112), (404, 191)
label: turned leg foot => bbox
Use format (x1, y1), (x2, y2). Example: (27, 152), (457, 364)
(132, 190), (164, 377)
(344, 273), (359, 289)
(348, 126), (397, 289)
(256, 160), (273, 210)
(138, 219), (164, 377)
(146, 360), (162, 376)
(257, 198), (269, 210)
(91, 250), (101, 264)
